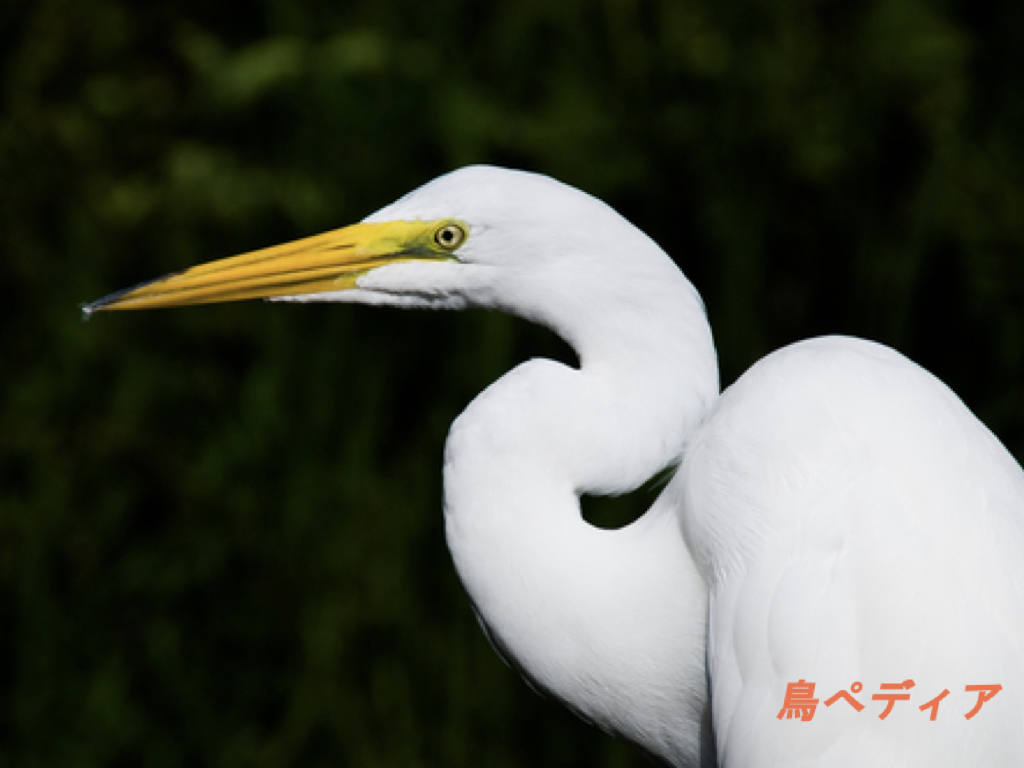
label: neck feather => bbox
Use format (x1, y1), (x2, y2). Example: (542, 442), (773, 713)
(442, 269), (718, 766)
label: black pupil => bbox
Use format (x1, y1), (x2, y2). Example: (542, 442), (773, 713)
(440, 228), (457, 245)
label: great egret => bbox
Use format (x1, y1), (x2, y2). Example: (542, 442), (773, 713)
(87, 166), (1024, 767)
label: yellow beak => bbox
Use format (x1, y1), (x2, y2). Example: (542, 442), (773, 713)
(85, 219), (464, 314)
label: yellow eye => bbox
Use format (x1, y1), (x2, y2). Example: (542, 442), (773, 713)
(434, 223), (467, 250)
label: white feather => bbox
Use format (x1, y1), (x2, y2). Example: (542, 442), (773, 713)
(284, 166), (1024, 767)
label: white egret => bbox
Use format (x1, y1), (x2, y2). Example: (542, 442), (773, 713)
(87, 166), (1024, 767)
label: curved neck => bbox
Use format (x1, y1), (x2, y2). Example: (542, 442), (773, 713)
(442, 272), (718, 766)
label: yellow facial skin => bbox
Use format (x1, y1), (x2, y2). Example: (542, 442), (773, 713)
(84, 219), (468, 314)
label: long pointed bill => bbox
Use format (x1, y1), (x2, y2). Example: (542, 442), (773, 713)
(84, 219), (463, 315)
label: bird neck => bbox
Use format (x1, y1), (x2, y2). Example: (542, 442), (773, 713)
(442, 272), (718, 767)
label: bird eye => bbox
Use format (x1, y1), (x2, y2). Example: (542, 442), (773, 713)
(434, 223), (467, 250)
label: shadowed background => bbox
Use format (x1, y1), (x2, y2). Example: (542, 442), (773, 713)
(2, 0), (1022, 765)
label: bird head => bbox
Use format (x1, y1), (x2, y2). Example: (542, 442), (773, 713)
(84, 166), (679, 323)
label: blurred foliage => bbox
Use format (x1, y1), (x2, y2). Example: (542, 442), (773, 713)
(1, 0), (1022, 765)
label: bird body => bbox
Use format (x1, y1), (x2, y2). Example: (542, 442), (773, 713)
(679, 336), (1024, 765)
(87, 166), (1024, 767)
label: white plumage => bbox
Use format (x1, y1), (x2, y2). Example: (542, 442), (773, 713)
(88, 166), (1024, 767)
(681, 336), (1024, 765)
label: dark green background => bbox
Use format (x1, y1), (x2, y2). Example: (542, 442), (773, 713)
(2, 0), (1022, 765)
